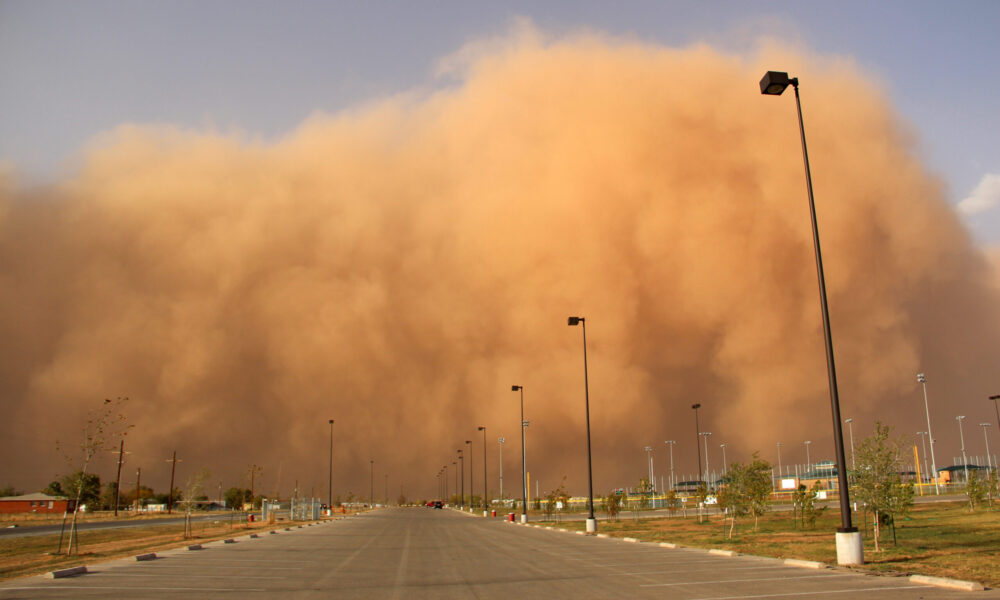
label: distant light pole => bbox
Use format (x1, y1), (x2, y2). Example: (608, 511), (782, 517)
(478, 427), (488, 514)
(369, 459), (374, 509)
(457, 449), (464, 509)
(692, 404), (703, 484)
(720, 443), (728, 474)
(776, 442), (783, 478)
(956, 416), (969, 483)
(916, 432), (930, 483)
(918, 373), (940, 495)
(512, 385), (528, 523)
(804, 440), (812, 472)
(664, 441), (676, 490)
(497, 437), (505, 503)
(699, 432), (712, 479)
(760, 70), (860, 565)
(979, 423), (992, 469)
(644, 446), (654, 492)
(990, 395), (1000, 433)
(452, 461), (457, 503)
(328, 419), (334, 512)
(844, 418), (855, 472)
(465, 440), (473, 511)
(568, 316), (597, 534)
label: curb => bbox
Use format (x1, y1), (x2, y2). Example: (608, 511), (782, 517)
(784, 558), (826, 569)
(47, 566), (87, 579)
(596, 533), (609, 538)
(623, 537), (640, 543)
(658, 542), (677, 548)
(709, 549), (737, 556)
(134, 553), (157, 561)
(910, 575), (985, 592)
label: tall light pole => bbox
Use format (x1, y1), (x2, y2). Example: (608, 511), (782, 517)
(478, 427), (487, 514)
(457, 449), (464, 509)
(328, 419), (334, 512)
(497, 437), (505, 503)
(990, 396), (1000, 438)
(760, 70), (860, 566)
(452, 461), (457, 503)
(804, 440), (812, 472)
(664, 441), (676, 490)
(692, 404), (703, 484)
(917, 373), (940, 494)
(916, 432), (930, 483)
(844, 418), (855, 472)
(644, 446), (654, 492)
(465, 440), (473, 511)
(699, 432), (712, 480)
(568, 316), (597, 534)
(979, 423), (992, 469)
(369, 459), (374, 509)
(956, 416), (969, 483)
(720, 443), (728, 474)
(511, 385), (528, 523)
(777, 442), (783, 479)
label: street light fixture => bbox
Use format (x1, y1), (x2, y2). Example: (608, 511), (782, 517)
(760, 70), (860, 565)
(956, 416), (969, 483)
(979, 423), (993, 470)
(568, 316), (597, 534)
(478, 427), (488, 515)
(511, 385), (528, 523)
(692, 404), (703, 484)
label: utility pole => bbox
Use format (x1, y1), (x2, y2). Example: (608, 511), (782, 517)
(498, 437), (505, 502)
(248, 464), (262, 512)
(113, 439), (125, 517)
(166, 451), (181, 515)
(134, 467), (141, 512)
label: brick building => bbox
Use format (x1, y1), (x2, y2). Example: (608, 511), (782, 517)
(0, 493), (75, 514)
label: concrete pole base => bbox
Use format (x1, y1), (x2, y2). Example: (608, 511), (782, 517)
(835, 530), (864, 565)
(520, 513), (528, 524)
(585, 518), (597, 533)
(483, 510), (488, 517)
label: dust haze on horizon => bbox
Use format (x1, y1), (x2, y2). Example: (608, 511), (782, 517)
(1, 28), (998, 501)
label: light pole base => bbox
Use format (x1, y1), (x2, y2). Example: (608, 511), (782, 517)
(520, 513), (528, 524)
(483, 510), (488, 517)
(585, 518), (597, 534)
(836, 530), (864, 565)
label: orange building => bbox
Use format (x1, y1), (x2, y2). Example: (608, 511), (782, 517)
(0, 493), (75, 514)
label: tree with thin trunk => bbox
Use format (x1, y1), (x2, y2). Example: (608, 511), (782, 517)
(852, 422), (913, 551)
(56, 397), (132, 555)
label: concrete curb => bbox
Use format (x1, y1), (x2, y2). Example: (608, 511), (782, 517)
(596, 533), (609, 538)
(134, 553), (157, 561)
(622, 537), (640, 543)
(709, 549), (737, 556)
(910, 574), (985, 591)
(784, 558), (826, 569)
(47, 566), (87, 579)
(658, 542), (678, 548)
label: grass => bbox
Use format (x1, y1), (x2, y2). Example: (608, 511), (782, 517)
(0, 512), (347, 582)
(538, 501), (1000, 587)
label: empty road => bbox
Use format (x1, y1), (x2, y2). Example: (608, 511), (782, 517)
(1, 508), (993, 598)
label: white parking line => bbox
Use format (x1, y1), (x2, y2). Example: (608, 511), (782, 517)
(625, 565), (792, 576)
(640, 574), (845, 587)
(0, 586), (266, 592)
(95, 573), (286, 579)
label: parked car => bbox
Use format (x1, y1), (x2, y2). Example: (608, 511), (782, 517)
(434, 500), (443, 509)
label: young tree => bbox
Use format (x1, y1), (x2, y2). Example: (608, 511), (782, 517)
(967, 470), (987, 512)
(665, 490), (680, 516)
(603, 491), (623, 522)
(56, 397), (132, 555)
(743, 453), (774, 532)
(637, 477), (652, 510)
(716, 462), (749, 539)
(852, 422), (913, 551)
(182, 468), (210, 538)
(694, 483), (709, 523)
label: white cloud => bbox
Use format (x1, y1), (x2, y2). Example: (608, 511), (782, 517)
(958, 173), (1000, 215)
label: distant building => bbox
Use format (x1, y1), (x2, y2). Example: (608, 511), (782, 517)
(937, 464), (993, 484)
(0, 493), (75, 514)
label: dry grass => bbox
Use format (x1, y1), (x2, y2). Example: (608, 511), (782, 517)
(542, 501), (1000, 587)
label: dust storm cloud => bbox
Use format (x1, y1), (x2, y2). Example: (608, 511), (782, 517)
(1, 31), (997, 499)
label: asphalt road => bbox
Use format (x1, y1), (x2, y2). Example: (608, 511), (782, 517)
(0, 513), (247, 539)
(1, 508), (994, 599)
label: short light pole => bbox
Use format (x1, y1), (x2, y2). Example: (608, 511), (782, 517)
(664, 441), (676, 490)
(956, 416), (969, 483)
(979, 423), (992, 469)
(328, 419), (334, 512)
(844, 418), (855, 472)
(568, 316), (597, 534)
(644, 446), (654, 493)
(918, 373), (940, 495)
(478, 426), (488, 515)
(512, 385), (528, 523)
(465, 440), (473, 512)
(369, 459), (374, 509)
(497, 437), (505, 503)
(720, 443), (728, 474)
(692, 404), (703, 484)
(916, 432), (930, 483)
(804, 440), (812, 472)
(760, 70), (860, 565)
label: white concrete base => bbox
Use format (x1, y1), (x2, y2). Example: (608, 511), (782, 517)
(910, 574), (984, 591)
(483, 511), (488, 517)
(585, 518), (597, 533)
(520, 513), (528, 524)
(835, 530), (864, 566)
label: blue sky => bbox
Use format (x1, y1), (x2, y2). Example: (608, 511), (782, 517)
(1, 0), (998, 243)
